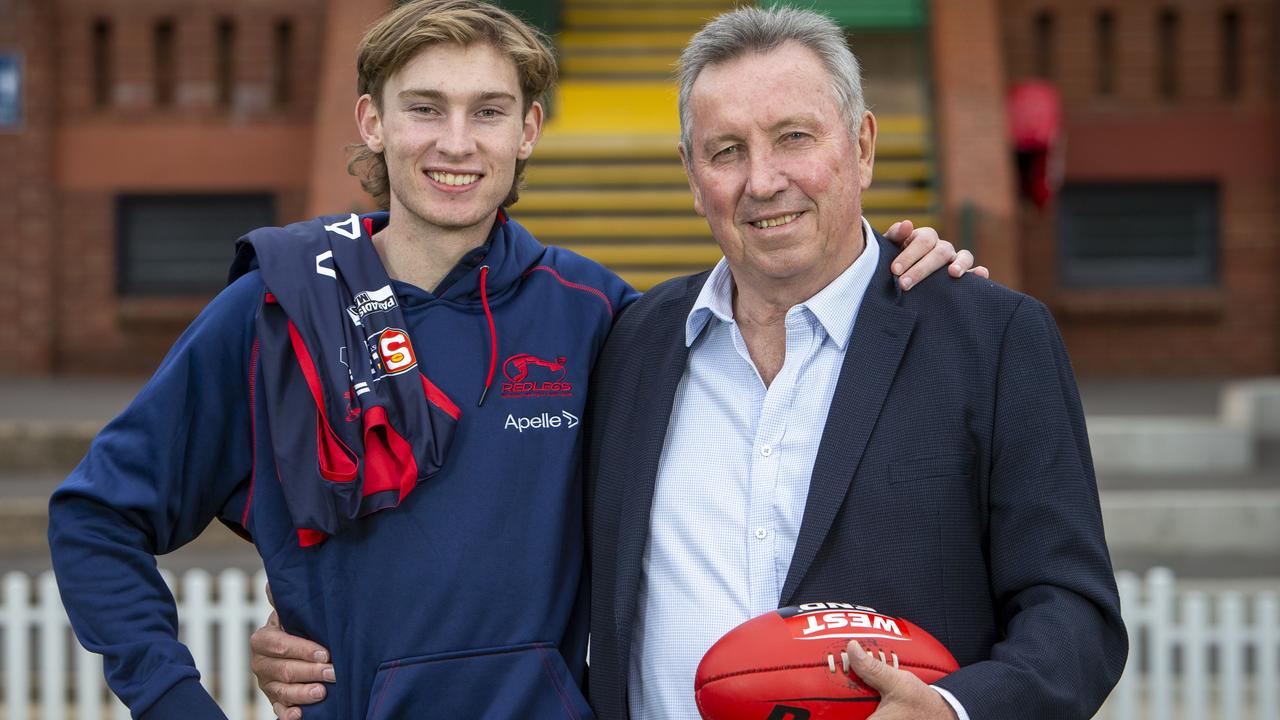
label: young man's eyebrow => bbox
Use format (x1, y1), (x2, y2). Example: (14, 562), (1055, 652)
(396, 88), (519, 104)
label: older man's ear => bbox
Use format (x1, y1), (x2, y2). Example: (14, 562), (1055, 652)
(883, 219), (990, 290)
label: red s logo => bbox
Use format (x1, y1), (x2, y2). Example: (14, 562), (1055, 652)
(370, 328), (417, 377)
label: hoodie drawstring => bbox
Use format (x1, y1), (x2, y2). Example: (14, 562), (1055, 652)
(477, 265), (497, 406)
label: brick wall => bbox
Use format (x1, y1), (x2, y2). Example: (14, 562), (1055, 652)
(0, 1), (57, 376)
(1000, 0), (1279, 376)
(8, 0), (325, 375)
(931, 0), (1021, 289)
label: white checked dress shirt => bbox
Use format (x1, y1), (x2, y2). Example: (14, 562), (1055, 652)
(626, 219), (968, 720)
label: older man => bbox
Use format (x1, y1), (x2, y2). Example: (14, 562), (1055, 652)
(583, 7), (1126, 720)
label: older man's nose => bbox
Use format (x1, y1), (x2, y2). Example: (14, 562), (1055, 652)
(745, 155), (788, 201)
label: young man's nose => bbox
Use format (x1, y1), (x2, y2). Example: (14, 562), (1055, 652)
(436, 115), (477, 156)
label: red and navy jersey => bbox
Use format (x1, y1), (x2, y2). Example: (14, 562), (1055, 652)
(49, 212), (639, 719)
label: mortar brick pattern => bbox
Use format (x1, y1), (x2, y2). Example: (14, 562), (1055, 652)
(1001, 0), (1279, 376)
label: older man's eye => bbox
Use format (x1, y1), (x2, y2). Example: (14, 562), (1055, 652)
(784, 131), (809, 142)
(713, 145), (740, 160)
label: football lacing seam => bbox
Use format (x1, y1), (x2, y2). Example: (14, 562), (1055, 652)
(826, 648), (900, 674)
(698, 656), (947, 688)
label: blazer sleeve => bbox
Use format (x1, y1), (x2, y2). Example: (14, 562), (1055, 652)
(933, 297), (1128, 719)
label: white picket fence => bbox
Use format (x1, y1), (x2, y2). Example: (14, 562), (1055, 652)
(1, 568), (274, 720)
(1, 567), (1278, 718)
(1098, 567), (1280, 720)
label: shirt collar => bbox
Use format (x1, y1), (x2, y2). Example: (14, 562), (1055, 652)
(685, 217), (880, 349)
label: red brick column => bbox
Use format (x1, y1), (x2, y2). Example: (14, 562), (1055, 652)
(0, 1), (57, 374)
(306, 0), (388, 217)
(930, 0), (1021, 288)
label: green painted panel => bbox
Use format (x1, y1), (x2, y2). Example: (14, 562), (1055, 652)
(493, 0), (560, 37)
(395, 0), (559, 36)
(761, 0), (926, 29)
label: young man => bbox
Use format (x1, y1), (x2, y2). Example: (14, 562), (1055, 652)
(48, 2), (976, 718)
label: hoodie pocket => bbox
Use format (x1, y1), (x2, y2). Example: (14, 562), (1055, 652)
(365, 641), (593, 720)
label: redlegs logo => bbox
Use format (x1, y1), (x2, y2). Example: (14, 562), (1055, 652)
(501, 353), (573, 398)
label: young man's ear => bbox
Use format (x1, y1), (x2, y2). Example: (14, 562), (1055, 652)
(517, 101), (545, 160)
(356, 94), (385, 153)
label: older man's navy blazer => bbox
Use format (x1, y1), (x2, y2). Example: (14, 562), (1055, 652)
(584, 233), (1128, 719)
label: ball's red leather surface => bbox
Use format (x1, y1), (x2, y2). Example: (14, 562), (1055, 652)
(695, 603), (959, 719)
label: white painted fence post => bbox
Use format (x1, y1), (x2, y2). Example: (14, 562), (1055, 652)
(1259, 591), (1278, 720)
(1148, 568), (1174, 720)
(252, 569), (275, 720)
(39, 571), (67, 720)
(184, 569), (213, 694)
(219, 569), (248, 720)
(1182, 591), (1207, 720)
(1110, 571), (1139, 720)
(74, 642), (103, 720)
(1219, 592), (1245, 720)
(4, 572), (32, 720)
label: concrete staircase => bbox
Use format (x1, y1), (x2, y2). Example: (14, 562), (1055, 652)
(8, 378), (1279, 579)
(1087, 379), (1280, 578)
(2, 380), (261, 575)
(516, 0), (938, 290)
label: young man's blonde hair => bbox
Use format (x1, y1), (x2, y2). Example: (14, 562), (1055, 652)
(349, 0), (558, 209)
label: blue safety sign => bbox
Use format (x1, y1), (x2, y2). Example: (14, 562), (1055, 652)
(0, 51), (22, 129)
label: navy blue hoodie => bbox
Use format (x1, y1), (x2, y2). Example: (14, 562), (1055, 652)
(48, 212), (638, 719)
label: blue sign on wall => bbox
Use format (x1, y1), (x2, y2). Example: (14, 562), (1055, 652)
(0, 51), (22, 130)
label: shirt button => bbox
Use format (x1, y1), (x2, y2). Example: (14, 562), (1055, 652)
(760, 445), (773, 457)
(755, 528), (768, 540)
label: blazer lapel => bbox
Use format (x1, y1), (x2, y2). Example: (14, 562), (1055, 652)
(613, 273), (707, 653)
(780, 235), (917, 605)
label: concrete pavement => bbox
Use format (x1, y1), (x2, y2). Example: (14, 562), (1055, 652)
(3, 376), (1278, 579)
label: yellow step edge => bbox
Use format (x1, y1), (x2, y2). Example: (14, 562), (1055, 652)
(563, 0), (737, 8)
(535, 134), (928, 160)
(874, 116), (926, 134)
(558, 30), (696, 51)
(536, 133), (682, 160)
(561, 243), (722, 266)
(565, 9), (724, 27)
(546, 82), (680, 135)
(520, 215), (708, 238)
(872, 160), (932, 183)
(527, 160), (932, 186)
(517, 214), (938, 239)
(520, 190), (696, 212)
(875, 136), (928, 158)
(516, 188), (932, 213)
(619, 270), (695, 291)
(562, 55), (680, 75)
(526, 163), (690, 186)
(547, 81), (927, 139)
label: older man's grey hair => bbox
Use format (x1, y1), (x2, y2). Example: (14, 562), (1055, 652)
(677, 5), (865, 154)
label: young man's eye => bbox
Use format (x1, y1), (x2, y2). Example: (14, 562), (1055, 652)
(477, 108), (503, 119)
(410, 106), (440, 116)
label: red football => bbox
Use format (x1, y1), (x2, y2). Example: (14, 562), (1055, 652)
(695, 602), (959, 719)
